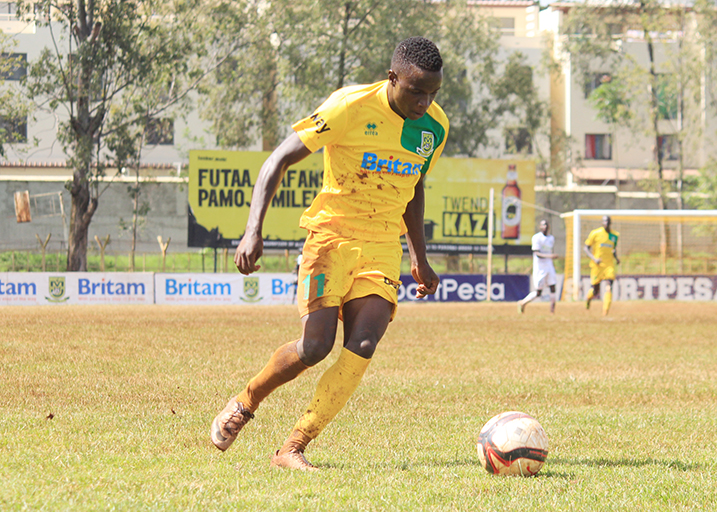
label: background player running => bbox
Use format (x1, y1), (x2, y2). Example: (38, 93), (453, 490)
(518, 219), (559, 314)
(584, 215), (620, 316)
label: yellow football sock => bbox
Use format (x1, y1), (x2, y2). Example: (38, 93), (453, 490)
(237, 341), (309, 413)
(280, 348), (370, 453)
(586, 288), (595, 301)
(603, 290), (612, 316)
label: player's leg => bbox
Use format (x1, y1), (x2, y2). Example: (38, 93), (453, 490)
(599, 265), (617, 316)
(518, 289), (541, 313)
(602, 279), (614, 316)
(587, 265), (601, 309)
(211, 231), (344, 452)
(272, 238), (400, 470)
(519, 273), (544, 313)
(272, 295), (392, 470)
(548, 285), (556, 313)
(211, 308), (339, 452)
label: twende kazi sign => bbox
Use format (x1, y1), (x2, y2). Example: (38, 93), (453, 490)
(187, 150), (536, 252)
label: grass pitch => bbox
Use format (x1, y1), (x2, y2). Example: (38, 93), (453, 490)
(1, 301), (716, 511)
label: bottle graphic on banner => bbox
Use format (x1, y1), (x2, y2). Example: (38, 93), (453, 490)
(501, 164), (521, 240)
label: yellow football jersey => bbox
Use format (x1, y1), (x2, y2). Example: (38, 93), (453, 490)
(585, 227), (619, 267)
(292, 80), (449, 242)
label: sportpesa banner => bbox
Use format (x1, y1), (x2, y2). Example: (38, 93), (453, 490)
(188, 150), (535, 252)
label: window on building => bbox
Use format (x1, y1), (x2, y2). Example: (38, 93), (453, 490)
(656, 74), (678, 121)
(498, 17), (515, 36)
(658, 134), (679, 161)
(0, 115), (28, 143)
(585, 134), (611, 160)
(504, 127), (532, 154)
(607, 23), (623, 36)
(0, 53), (27, 81)
(0, 2), (17, 15)
(584, 73), (611, 99)
(145, 118), (174, 145)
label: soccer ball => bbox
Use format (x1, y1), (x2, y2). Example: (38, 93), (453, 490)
(476, 411), (549, 477)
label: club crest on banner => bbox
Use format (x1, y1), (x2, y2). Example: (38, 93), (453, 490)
(240, 277), (262, 303)
(46, 276), (69, 303)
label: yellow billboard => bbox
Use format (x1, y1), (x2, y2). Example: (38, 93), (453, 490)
(188, 150), (535, 252)
(423, 158), (535, 248)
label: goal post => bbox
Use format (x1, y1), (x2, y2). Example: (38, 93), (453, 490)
(561, 209), (717, 301)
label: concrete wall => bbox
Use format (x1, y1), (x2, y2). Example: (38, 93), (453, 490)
(2, 177), (674, 260)
(1, 178), (188, 255)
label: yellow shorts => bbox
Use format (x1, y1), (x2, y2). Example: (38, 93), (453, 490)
(590, 264), (616, 285)
(297, 230), (402, 321)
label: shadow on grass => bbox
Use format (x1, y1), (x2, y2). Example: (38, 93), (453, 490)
(320, 457), (700, 478)
(548, 457), (700, 472)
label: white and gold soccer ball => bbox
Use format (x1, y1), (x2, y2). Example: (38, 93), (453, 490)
(476, 411), (549, 477)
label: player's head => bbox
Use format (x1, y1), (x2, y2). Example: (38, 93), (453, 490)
(602, 215), (611, 230)
(539, 219), (549, 235)
(387, 37), (443, 121)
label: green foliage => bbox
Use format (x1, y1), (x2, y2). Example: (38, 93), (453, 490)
(691, 159), (717, 210)
(587, 75), (632, 126)
(0, 34), (33, 157)
(15, 0), (250, 270)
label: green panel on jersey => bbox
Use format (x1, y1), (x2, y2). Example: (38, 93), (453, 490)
(401, 114), (446, 174)
(609, 232), (618, 245)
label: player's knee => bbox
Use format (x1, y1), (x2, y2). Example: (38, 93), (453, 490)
(297, 333), (335, 366)
(345, 335), (379, 359)
(535, 289), (542, 297)
(549, 285), (556, 293)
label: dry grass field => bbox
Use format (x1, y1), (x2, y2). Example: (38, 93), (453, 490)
(1, 301), (716, 510)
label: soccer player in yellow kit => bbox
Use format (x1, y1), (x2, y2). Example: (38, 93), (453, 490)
(584, 215), (620, 316)
(210, 37), (449, 471)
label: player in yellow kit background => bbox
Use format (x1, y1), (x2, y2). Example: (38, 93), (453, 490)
(210, 37), (449, 471)
(584, 215), (620, 316)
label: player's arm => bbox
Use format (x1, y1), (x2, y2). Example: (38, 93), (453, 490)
(583, 243), (600, 265)
(234, 132), (312, 275)
(403, 175), (439, 298)
(535, 251), (559, 260)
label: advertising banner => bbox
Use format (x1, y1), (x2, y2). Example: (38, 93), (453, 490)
(398, 274), (530, 303)
(188, 150), (324, 249)
(187, 150), (535, 254)
(578, 275), (717, 301)
(154, 273), (299, 305)
(0, 273), (154, 305)
(423, 159), (535, 254)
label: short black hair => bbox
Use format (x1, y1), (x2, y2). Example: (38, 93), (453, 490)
(391, 37), (442, 73)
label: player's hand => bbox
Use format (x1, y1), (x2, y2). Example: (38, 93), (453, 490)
(594, 257), (602, 265)
(234, 231), (263, 275)
(412, 261), (439, 299)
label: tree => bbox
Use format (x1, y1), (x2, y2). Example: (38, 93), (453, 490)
(17, 0), (250, 270)
(0, 34), (33, 157)
(561, 0), (708, 212)
(198, 0), (545, 159)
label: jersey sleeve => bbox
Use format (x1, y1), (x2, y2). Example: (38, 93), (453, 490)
(531, 234), (541, 251)
(584, 229), (596, 248)
(292, 90), (348, 153)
